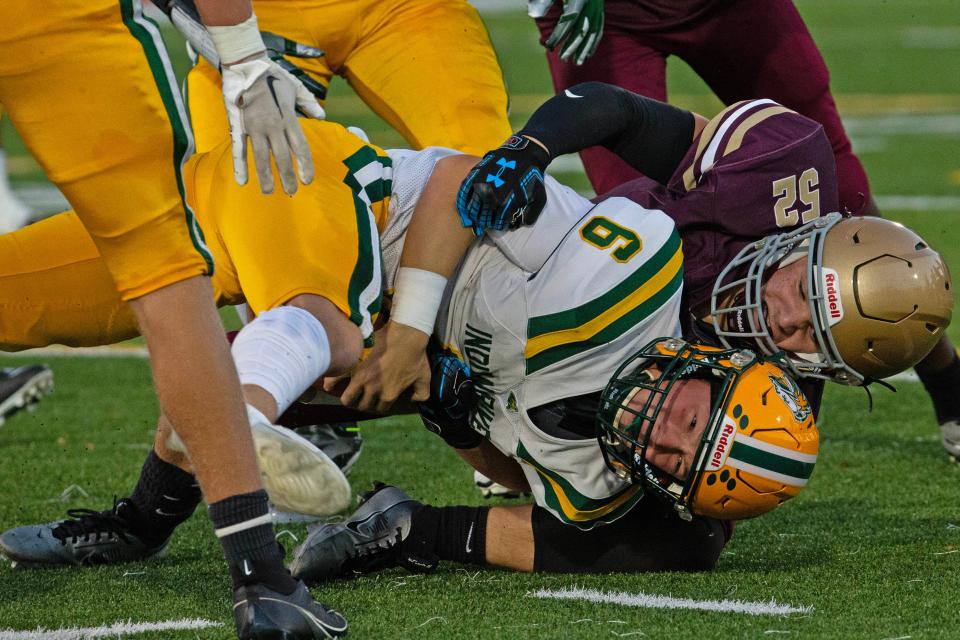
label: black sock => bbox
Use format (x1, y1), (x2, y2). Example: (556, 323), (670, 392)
(403, 505), (488, 566)
(917, 353), (960, 424)
(209, 490), (297, 594)
(125, 451), (202, 546)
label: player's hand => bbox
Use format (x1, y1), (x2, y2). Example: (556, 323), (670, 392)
(338, 323), (431, 414)
(419, 345), (481, 449)
(456, 135), (550, 236)
(162, 1), (328, 100)
(260, 32), (328, 101)
(530, 0), (604, 65)
(220, 56), (325, 195)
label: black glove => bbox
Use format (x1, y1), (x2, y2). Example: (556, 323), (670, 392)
(418, 344), (481, 449)
(456, 135), (550, 236)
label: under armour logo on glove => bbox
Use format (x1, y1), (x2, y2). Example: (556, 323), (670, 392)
(457, 135), (551, 235)
(486, 158), (517, 188)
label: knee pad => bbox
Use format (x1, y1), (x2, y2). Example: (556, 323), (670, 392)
(231, 306), (331, 414)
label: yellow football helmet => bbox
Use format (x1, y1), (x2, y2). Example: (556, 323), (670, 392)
(711, 212), (953, 384)
(597, 338), (819, 521)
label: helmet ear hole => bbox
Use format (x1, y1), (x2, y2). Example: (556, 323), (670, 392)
(925, 323), (940, 334)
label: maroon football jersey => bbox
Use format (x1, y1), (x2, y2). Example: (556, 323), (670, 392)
(601, 99), (839, 320)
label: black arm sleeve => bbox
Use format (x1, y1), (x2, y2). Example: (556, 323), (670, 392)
(518, 82), (696, 185)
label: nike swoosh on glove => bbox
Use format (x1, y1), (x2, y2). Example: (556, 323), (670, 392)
(221, 57), (326, 195)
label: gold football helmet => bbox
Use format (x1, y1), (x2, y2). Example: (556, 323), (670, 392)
(711, 212), (953, 384)
(597, 338), (819, 521)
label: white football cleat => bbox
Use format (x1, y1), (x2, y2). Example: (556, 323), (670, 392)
(941, 420), (960, 462)
(168, 406), (351, 517)
(0, 365), (54, 427)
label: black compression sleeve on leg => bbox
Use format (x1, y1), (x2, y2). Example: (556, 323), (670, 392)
(127, 450), (202, 546)
(531, 499), (730, 573)
(518, 82), (696, 184)
(917, 353), (960, 423)
(403, 505), (489, 566)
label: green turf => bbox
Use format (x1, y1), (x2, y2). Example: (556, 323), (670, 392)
(0, 355), (958, 639)
(1, 0), (959, 637)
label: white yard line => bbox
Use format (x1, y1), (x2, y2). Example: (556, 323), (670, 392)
(843, 114), (960, 135)
(873, 196), (960, 211)
(469, 0), (524, 14)
(4, 345), (150, 359)
(531, 587), (813, 616)
(0, 618), (222, 640)
(21, 183), (958, 215)
(887, 371), (919, 383)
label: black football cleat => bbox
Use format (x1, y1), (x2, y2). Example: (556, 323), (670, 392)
(0, 365), (53, 427)
(0, 498), (167, 568)
(289, 483), (436, 586)
(234, 580), (348, 639)
(292, 423), (363, 475)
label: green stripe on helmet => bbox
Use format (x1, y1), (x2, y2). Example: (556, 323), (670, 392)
(729, 440), (815, 480)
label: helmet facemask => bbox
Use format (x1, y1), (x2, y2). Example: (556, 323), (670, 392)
(710, 212), (862, 383)
(598, 338), (819, 522)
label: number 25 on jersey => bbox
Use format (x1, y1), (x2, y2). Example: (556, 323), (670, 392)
(773, 168), (821, 228)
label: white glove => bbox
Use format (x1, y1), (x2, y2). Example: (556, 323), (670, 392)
(209, 16), (326, 195)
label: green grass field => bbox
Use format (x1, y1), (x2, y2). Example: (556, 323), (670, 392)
(2, 1), (960, 638)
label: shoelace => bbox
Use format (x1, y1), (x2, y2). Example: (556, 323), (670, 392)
(51, 499), (133, 545)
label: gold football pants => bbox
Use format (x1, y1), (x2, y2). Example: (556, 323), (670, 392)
(0, 121), (388, 351)
(0, 0), (212, 300)
(188, 0), (512, 156)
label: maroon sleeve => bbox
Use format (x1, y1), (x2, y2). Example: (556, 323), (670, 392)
(600, 100), (840, 313)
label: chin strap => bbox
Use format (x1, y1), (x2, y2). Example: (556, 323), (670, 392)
(861, 377), (896, 412)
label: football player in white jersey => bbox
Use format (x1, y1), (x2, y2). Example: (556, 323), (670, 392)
(2, 98), (820, 580)
(288, 142), (821, 577)
(290, 337), (817, 579)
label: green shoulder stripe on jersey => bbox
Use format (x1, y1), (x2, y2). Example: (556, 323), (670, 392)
(119, 0), (214, 273)
(525, 231), (683, 374)
(341, 146), (389, 346)
(342, 145), (392, 206)
(517, 442), (644, 530)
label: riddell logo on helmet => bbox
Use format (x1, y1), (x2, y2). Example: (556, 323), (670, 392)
(821, 268), (844, 326)
(706, 416), (737, 470)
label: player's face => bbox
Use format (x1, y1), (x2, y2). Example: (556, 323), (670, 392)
(618, 375), (712, 482)
(760, 259), (818, 354)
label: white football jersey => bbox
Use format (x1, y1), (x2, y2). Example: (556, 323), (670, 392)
(384, 148), (684, 528)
